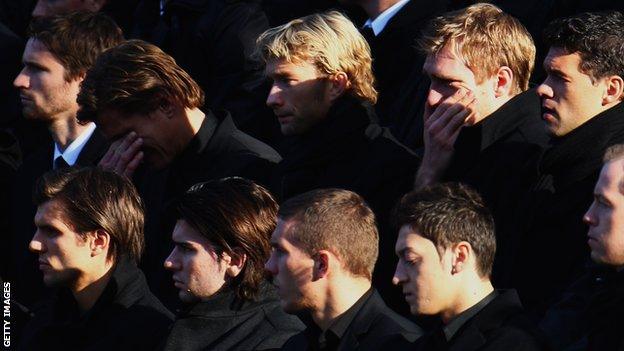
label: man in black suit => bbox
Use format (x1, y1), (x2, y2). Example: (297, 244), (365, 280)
(339, 0), (448, 135)
(19, 167), (173, 350)
(393, 183), (547, 350)
(266, 188), (422, 350)
(161, 178), (303, 350)
(9, 12), (122, 309)
(77, 40), (281, 307)
(257, 12), (419, 310)
(541, 144), (624, 350)
(511, 11), (624, 316)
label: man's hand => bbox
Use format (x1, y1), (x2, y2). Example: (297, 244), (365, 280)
(414, 88), (478, 189)
(98, 131), (144, 178)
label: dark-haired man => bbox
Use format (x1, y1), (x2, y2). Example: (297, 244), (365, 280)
(161, 177), (303, 350)
(266, 189), (422, 350)
(393, 183), (547, 350)
(78, 39), (281, 307)
(18, 167), (173, 351)
(10, 11), (122, 309)
(511, 11), (624, 315)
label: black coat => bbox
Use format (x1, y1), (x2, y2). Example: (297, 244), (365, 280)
(511, 102), (624, 317)
(440, 90), (549, 286)
(361, 0), (448, 127)
(162, 283), (304, 350)
(416, 290), (548, 351)
(8, 130), (108, 309)
(282, 290), (422, 351)
(18, 256), (174, 351)
(540, 266), (624, 351)
(136, 110), (281, 309)
(271, 96), (419, 313)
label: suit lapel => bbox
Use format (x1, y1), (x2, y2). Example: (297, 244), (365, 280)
(75, 128), (109, 166)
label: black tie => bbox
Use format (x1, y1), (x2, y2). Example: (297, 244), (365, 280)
(54, 156), (70, 169)
(361, 25), (375, 43)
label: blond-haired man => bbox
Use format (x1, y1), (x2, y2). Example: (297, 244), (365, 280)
(256, 11), (419, 309)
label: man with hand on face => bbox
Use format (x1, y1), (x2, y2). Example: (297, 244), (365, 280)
(19, 167), (173, 351)
(77, 40), (281, 307)
(265, 188), (422, 351)
(414, 3), (545, 190)
(511, 11), (624, 316)
(413, 3), (548, 287)
(10, 11), (122, 310)
(161, 177), (303, 350)
(393, 183), (548, 351)
(541, 145), (624, 351)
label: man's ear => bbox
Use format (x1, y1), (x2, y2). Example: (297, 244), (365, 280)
(327, 72), (350, 102)
(90, 229), (110, 258)
(224, 248), (247, 278)
(450, 241), (471, 275)
(494, 66), (514, 98)
(312, 250), (331, 281)
(602, 75), (624, 105)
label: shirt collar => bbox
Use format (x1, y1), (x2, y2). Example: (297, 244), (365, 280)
(443, 290), (498, 341)
(53, 122), (96, 166)
(363, 0), (410, 36)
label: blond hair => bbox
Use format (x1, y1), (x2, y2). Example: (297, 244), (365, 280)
(420, 3), (535, 94)
(256, 11), (377, 104)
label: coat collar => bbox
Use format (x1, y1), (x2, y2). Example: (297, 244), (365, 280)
(540, 102), (624, 188)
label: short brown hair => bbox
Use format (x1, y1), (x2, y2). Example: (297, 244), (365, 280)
(256, 11), (377, 105)
(28, 11), (124, 81)
(33, 167), (145, 263)
(77, 39), (205, 123)
(278, 189), (378, 279)
(394, 183), (496, 278)
(419, 3), (535, 94)
(175, 177), (278, 301)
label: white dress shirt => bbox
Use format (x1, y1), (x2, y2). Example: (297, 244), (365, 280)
(363, 0), (411, 36)
(53, 122), (97, 167)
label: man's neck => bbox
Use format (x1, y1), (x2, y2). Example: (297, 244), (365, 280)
(311, 278), (371, 330)
(361, 0), (402, 20)
(71, 261), (115, 314)
(48, 114), (90, 152)
(441, 278), (494, 323)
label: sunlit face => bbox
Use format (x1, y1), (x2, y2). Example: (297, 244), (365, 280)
(29, 200), (93, 289)
(14, 39), (82, 122)
(537, 47), (612, 137)
(584, 160), (624, 268)
(423, 45), (500, 124)
(164, 220), (230, 303)
(32, 0), (100, 17)
(265, 58), (333, 136)
(393, 225), (455, 316)
(265, 219), (317, 313)
(96, 108), (188, 170)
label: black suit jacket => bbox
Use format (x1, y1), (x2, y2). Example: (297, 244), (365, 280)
(18, 256), (173, 351)
(417, 290), (548, 351)
(282, 290), (422, 351)
(136, 110), (281, 309)
(8, 129), (108, 309)
(363, 0), (448, 127)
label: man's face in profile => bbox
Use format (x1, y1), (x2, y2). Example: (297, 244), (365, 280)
(265, 219), (316, 313)
(164, 220), (231, 303)
(584, 159), (624, 268)
(29, 199), (93, 288)
(423, 44), (500, 125)
(14, 39), (82, 122)
(265, 58), (333, 136)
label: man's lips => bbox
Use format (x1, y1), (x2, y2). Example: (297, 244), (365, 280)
(38, 261), (51, 269)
